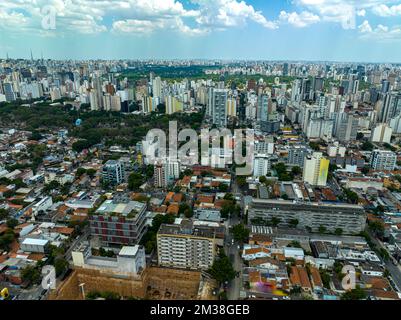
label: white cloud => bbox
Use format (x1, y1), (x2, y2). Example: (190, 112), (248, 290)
(357, 9), (366, 17)
(372, 4), (401, 17)
(279, 11), (320, 28)
(295, 0), (401, 29)
(358, 20), (401, 41)
(191, 0), (277, 30)
(0, 0), (279, 37)
(358, 20), (373, 33)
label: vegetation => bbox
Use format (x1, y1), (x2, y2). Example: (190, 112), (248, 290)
(208, 249), (236, 285)
(140, 214), (175, 254)
(231, 224), (250, 243)
(341, 286), (367, 300)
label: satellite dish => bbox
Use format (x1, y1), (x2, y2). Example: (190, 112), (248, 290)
(75, 119), (82, 126)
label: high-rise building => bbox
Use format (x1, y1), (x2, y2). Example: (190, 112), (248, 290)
(370, 150), (396, 171)
(102, 160), (124, 186)
(166, 95), (183, 115)
(371, 123), (393, 144)
(253, 155), (271, 177)
(157, 219), (224, 270)
(3, 82), (16, 101)
(334, 113), (358, 142)
(287, 146), (309, 168)
(211, 89), (228, 127)
(303, 152), (329, 187)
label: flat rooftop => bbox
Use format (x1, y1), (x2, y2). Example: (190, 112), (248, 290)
(95, 200), (146, 218)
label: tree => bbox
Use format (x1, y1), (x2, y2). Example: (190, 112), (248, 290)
(369, 221), (385, 237)
(86, 169), (97, 178)
(231, 224), (250, 243)
(271, 217), (281, 227)
(128, 173), (144, 191)
(0, 208), (9, 220)
(54, 257), (69, 276)
(341, 286), (366, 300)
(318, 225), (327, 234)
(6, 218), (18, 229)
(291, 166), (302, 176)
(21, 265), (41, 285)
(208, 249), (236, 284)
(361, 141), (374, 151)
(76, 167), (86, 177)
(361, 166), (370, 175)
(334, 228), (343, 236)
(236, 176), (247, 188)
(289, 219), (299, 228)
(259, 176), (267, 184)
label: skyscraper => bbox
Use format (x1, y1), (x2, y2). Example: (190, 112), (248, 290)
(211, 89), (228, 127)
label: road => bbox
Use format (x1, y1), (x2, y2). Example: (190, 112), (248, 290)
(368, 231), (401, 291)
(224, 209), (244, 300)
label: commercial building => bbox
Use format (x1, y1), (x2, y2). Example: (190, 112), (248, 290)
(249, 199), (366, 234)
(157, 219), (224, 270)
(89, 200), (147, 246)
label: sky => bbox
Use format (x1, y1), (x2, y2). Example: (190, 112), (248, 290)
(1, 0), (401, 62)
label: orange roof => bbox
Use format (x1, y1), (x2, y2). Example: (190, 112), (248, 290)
(370, 289), (399, 300)
(53, 227), (75, 235)
(172, 193), (183, 203)
(154, 205), (167, 213)
(27, 253), (46, 261)
(197, 195), (214, 204)
(310, 267), (323, 288)
(167, 204), (179, 215)
(244, 247), (270, 255)
(291, 266), (312, 289)
(165, 192), (175, 203)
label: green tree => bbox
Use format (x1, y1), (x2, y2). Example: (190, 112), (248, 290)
(21, 265), (41, 285)
(318, 225), (327, 234)
(334, 228), (343, 236)
(231, 224), (250, 243)
(361, 141), (374, 151)
(341, 286), (366, 300)
(208, 249), (236, 284)
(289, 219), (299, 228)
(271, 217), (281, 227)
(291, 166), (302, 176)
(6, 218), (18, 229)
(128, 173), (144, 191)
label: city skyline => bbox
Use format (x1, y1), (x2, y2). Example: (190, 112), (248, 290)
(1, 0), (401, 62)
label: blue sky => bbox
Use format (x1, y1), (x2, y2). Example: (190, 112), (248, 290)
(0, 0), (401, 62)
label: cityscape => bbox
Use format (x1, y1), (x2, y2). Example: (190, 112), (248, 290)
(1, 0), (401, 308)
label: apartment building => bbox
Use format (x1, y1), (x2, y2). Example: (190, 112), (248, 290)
(249, 199), (366, 234)
(157, 219), (225, 270)
(89, 200), (147, 246)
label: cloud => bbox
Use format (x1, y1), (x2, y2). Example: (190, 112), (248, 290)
(358, 19), (401, 41)
(372, 4), (401, 17)
(0, 0), (279, 37)
(279, 11), (320, 28)
(190, 0), (277, 30)
(295, 0), (401, 29)
(358, 20), (373, 33)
